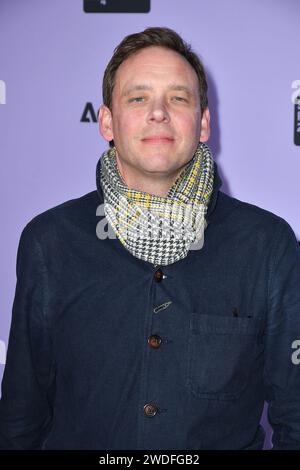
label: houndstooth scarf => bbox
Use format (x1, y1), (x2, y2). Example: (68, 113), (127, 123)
(97, 142), (214, 266)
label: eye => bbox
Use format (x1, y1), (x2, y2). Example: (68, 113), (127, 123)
(128, 96), (145, 103)
(172, 96), (188, 103)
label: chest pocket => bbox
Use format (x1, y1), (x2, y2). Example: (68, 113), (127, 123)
(186, 313), (264, 401)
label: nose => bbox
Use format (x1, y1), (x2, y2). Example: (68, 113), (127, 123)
(147, 98), (170, 124)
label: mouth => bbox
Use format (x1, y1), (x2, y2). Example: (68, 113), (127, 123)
(141, 135), (175, 144)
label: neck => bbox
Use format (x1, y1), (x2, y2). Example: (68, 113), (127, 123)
(115, 158), (186, 197)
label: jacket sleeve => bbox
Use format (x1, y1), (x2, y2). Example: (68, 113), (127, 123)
(264, 218), (300, 449)
(0, 223), (55, 449)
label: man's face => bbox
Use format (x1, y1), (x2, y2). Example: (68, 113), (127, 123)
(99, 46), (210, 181)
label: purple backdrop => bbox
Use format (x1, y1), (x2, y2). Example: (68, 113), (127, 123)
(1, 0), (300, 449)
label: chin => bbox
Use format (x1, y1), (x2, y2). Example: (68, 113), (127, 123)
(143, 149), (173, 162)
(140, 161), (176, 175)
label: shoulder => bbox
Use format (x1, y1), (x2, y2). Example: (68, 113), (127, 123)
(19, 190), (102, 243)
(218, 191), (294, 225)
(213, 191), (299, 250)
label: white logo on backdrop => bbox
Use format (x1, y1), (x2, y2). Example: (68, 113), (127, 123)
(291, 80), (300, 105)
(0, 340), (6, 365)
(0, 80), (6, 105)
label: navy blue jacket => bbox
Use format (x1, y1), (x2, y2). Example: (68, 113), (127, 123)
(0, 161), (300, 450)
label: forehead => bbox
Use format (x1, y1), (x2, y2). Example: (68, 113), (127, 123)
(113, 46), (199, 91)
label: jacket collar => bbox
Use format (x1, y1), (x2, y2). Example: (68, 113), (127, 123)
(206, 161), (222, 220)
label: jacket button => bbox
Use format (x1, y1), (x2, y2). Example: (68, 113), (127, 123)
(148, 334), (162, 349)
(154, 268), (164, 282)
(144, 403), (158, 417)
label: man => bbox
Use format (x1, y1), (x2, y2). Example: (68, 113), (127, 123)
(0, 27), (300, 450)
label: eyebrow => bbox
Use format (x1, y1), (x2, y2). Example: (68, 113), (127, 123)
(168, 84), (192, 94)
(122, 85), (152, 96)
(122, 84), (193, 96)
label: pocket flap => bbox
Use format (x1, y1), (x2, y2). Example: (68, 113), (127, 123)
(191, 313), (264, 335)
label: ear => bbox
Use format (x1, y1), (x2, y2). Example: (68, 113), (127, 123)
(98, 105), (114, 142)
(199, 107), (210, 142)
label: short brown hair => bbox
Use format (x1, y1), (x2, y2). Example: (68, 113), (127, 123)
(102, 26), (208, 113)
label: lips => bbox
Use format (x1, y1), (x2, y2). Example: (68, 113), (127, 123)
(142, 135), (175, 143)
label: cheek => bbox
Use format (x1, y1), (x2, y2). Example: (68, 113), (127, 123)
(113, 112), (141, 137)
(175, 113), (200, 136)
